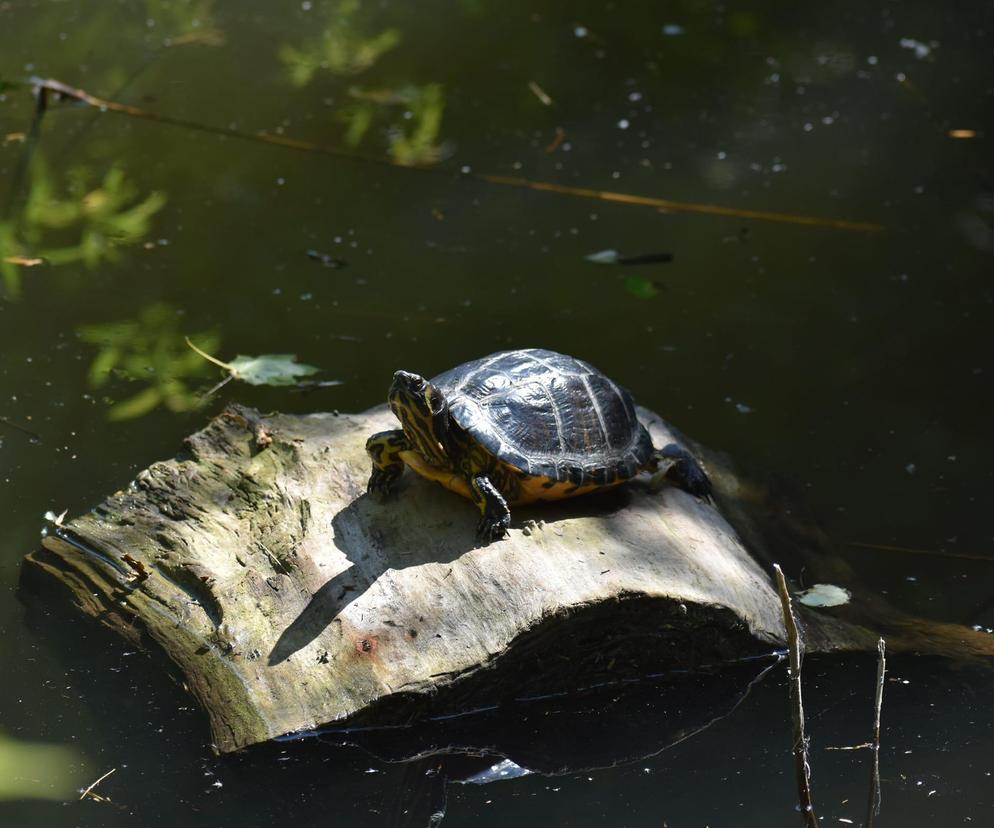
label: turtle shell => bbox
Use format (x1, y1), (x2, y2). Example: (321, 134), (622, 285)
(431, 349), (654, 486)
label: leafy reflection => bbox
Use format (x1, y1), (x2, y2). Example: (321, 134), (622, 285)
(345, 83), (448, 166)
(0, 156), (166, 297)
(0, 732), (86, 801)
(279, 0), (401, 85)
(78, 304), (219, 421)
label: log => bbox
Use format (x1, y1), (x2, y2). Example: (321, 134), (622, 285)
(23, 404), (994, 753)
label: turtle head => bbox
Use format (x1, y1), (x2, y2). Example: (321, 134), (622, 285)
(389, 371), (452, 467)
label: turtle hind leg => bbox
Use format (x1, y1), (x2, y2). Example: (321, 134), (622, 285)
(650, 443), (712, 498)
(366, 429), (411, 496)
(469, 474), (511, 542)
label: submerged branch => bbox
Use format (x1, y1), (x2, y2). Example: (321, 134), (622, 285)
(18, 77), (882, 232)
(773, 564), (818, 828)
(866, 638), (887, 828)
(848, 540), (993, 563)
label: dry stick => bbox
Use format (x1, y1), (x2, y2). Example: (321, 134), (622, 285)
(773, 564), (818, 828)
(848, 540), (994, 563)
(79, 767), (116, 801)
(24, 76), (883, 233)
(865, 638), (887, 828)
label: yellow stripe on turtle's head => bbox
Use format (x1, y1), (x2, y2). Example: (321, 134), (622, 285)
(389, 370), (452, 468)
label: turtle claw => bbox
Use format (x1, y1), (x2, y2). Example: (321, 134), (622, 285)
(477, 514), (511, 543)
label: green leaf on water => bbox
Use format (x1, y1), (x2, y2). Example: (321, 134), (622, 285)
(226, 354), (321, 386)
(186, 338), (323, 386)
(623, 276), (660, 299)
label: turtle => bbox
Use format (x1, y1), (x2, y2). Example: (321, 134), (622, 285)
(365, 348), (711, 542)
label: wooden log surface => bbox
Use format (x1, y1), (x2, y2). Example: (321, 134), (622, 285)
(23, 404), (994, 753)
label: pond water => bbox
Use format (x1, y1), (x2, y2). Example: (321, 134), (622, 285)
(2, 1), (993, 825)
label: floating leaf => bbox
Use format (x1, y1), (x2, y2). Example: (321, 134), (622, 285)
(585, 249), (621, 264)
(585, 249), (674, 266)
(186, 338), (323, 387)
(623, 276), (660, 299)
(796, 584), (852, 608)
(227, 354), (320, 386)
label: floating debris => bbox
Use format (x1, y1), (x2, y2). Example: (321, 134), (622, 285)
(585, 249), (674, 266)
(527, 81), (552, 106)
(796, 584), (852, 608)
(306, 249), (347, 268)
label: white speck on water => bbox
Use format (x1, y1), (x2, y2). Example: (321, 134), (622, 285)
(867, 55), (879, 65)
(771, 161), (786, 172)
(611, 171), (621, 179)
(735, 403), (753, 414)
(617, 119), (630, 129)
(905, 463), (916, 474)
(896, 71), (907, 82)
(899, 38), (935, 60)
(276, 177), (286, 185)
(906, 575), (918, 582)
(301, 0), (312, 9)
(717, 151), (727, 160)
(300, 293), (313, 301)
(821, 115), (835, 125)
(803, 122), (814, 132)
(947, 455), (957, 461)
(662, 24), (684, 36)
(460, 165), (472, 174)
(914, 185), (925, 194)
(574, 25), (588, 38)
(628, 91), (643, 102)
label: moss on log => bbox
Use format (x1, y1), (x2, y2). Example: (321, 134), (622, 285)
(24, 404), (994, 753)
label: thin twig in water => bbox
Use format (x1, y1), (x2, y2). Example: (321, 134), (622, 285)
(79, 767), (116, 801)
(848, 540), (993, 563)
(16, 77), (883, 232)
(866, 638), (887, 828)
(773, 563), (818, 828)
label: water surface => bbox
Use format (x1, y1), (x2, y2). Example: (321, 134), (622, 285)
(1, 1), (992, 824)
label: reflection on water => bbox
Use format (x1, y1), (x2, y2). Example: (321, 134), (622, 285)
(77, 303), (219, 420)
(0, 733), (86, 802)
(1, 155), (165, 297)
(1, 0), (993, 825)
(279, 0), (401, 85)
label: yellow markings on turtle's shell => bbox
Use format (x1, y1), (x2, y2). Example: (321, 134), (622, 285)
(400, 450), (625, 506)
(514, 474), (624, 505)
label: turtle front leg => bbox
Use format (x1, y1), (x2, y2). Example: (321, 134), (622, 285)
(366, 429), (411, 496)
(469, 474), (511, 542)
(649, 443), (712, 498)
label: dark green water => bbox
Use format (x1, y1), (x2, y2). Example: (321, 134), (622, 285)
(2, 1), (993, 825)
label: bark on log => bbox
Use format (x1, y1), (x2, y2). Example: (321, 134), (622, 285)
(23, 404), (994, 753)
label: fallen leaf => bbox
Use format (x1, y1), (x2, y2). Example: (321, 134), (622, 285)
(796, 583), (852, 608)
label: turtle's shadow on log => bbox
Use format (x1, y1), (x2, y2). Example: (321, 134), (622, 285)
(268, 480), (485, 666)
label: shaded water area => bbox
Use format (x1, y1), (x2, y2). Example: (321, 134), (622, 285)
(2, 1), (993, 824)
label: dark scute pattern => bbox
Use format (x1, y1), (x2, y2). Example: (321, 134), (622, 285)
(433, 349), (656, 483)
(485, 383), (561, 455)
